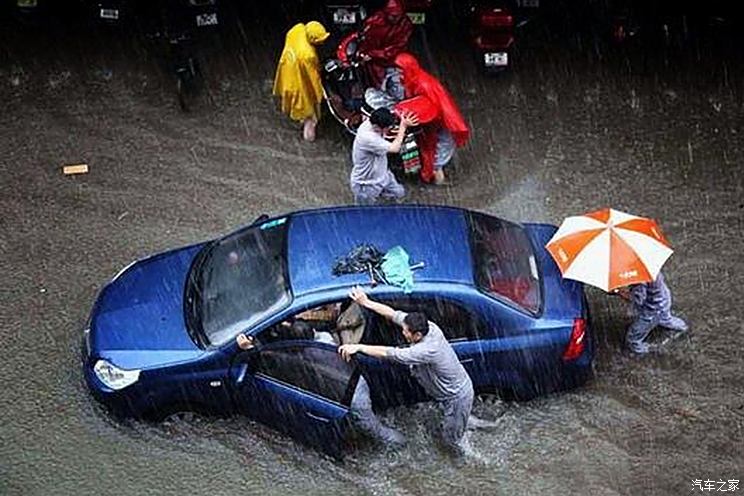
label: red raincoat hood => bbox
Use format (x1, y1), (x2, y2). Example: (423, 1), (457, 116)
(358, 0), (414, 86)
(394, 52), (470, 147)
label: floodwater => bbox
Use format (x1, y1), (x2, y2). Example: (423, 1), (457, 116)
(1, 2), (743, 495)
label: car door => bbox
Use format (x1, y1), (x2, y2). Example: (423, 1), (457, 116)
(355, 309), (428, 408)
(361, 294), (489, 403)
(228, 341), (359, 458)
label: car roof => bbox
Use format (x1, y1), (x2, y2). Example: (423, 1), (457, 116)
(286, 205), (475, 297)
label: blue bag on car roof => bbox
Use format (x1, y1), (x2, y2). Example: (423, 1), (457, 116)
(381, 246), (415, 294)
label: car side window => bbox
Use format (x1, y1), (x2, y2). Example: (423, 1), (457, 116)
(255, 300), (367, 346)
(429, 297), (486, 341)
(369, 296), (486, 343)
(250, 345), (357, 406)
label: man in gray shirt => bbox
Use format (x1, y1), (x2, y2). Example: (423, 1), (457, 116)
(338, 286), (474, 454)
(350, 108), (418, 205)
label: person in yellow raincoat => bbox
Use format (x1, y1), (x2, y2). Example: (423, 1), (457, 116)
(273, 21), (330, 142)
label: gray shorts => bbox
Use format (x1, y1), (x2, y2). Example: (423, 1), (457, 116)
(351, 173), (405, 205)
(440, 382), (474, 451)
(434, 129), (456, 170)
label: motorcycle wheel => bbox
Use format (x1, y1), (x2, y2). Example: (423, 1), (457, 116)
(175, 60), (202, 113)
(176, 77), (190, 112)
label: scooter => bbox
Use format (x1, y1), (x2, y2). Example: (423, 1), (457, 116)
(400, 0), (433, 25)
(322, 31), (438, 177)
(89, 0), (128, 24)
(468, 1), (515, 73)
(7, 0), (53, 24)
(12, 0), (42, 16)
(88, 0), (219, 31)
(324, 0), (514, 73)
(325, 2), (366, 30)
(324, 0), (433, 31)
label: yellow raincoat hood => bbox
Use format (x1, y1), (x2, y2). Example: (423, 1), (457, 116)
(272, 22), (329, 122)
(306, 21), (330, 45)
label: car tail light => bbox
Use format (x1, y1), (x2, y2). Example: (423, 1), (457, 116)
(472, 33), (515, 50)
(477, 8), (513, 29)
(562, 318), (586, 361)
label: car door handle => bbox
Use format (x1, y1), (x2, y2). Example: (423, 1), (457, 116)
(305, 411), (331, 423)
(234, 364), (248, 385)
(459, 358), (475, 365)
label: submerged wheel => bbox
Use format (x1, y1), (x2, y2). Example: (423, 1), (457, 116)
(163, 410), (200, 423)
(144, 402), (209, 423)
(176, 59), (202, 113)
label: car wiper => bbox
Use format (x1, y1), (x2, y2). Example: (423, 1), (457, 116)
(184, 243), (214, 348)
(186, 285), (207, 348)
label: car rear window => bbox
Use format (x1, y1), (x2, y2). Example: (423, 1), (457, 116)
(467, 212), (541, 314)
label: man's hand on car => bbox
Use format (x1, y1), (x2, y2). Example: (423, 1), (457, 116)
(349, 285), (371, 307)
(338, 344), (363, 362)
(236, 333), (255, 350)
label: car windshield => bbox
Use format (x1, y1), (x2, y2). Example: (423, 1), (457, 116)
(187, 219), (291, 347)
(467, 212), (541, 314)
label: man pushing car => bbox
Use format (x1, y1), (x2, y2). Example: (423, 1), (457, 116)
(338, 286), (475, 455)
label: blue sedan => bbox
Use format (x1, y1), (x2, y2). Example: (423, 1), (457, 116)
(83, 205), (593, 456)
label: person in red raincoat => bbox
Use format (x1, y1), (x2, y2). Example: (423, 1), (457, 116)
(394, 52), (470, 184)
(357, 0), (414, 88)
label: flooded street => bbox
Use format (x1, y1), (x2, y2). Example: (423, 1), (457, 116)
(1, 3), (743, 495)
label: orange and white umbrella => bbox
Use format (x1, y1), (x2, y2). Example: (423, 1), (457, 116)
(545, 208), (673, 292)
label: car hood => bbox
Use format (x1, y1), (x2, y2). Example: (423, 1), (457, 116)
(523, 223), (585, 319)
(89, 244), (206, 369)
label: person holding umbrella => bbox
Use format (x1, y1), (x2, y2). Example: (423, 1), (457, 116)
(620, 272), (688, 353)
(545, 208), (688, 355)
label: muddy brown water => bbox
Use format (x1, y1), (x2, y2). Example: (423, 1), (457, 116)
(1, 4), (743, 495)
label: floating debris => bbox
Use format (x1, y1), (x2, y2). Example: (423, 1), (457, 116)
(62, 163), (89, 175)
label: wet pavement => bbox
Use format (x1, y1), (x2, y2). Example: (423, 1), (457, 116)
(1, 3), (743, 495)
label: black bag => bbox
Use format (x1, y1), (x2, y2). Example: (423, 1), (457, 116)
(332, 244), (388, 284)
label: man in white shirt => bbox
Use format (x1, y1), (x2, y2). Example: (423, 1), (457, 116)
(339, 286), (474, 454)
(350, 107), (418, 204)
